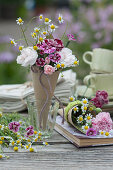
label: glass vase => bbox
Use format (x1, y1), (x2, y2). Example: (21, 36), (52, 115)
(26, 95), (59, 139)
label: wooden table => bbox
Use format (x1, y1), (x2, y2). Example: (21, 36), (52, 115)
(1, 130), (113, 170)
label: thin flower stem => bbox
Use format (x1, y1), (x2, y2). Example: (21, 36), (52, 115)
(61, 22), (68, 40)
(65, 41), (70, 47)
(0, 145), (3, 153)
(20, 25), (29, 46)
(24, 16), (39, 32)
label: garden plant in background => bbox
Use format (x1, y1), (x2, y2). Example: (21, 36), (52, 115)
(10, 14), (79, 136)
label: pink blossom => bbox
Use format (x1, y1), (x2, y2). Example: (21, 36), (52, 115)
(49, 53), (61, 63)
(37, 39), (64, 54)
(8, 121), (20, 133)
(86, 128), (97, 136)
(44, 65), (55, 75)
(36, 58), (45, 67)
(90, 90), (109, 108)
(25, 125), (34, 137)
(26, 129), (34, 137)
(67, 34), (76, 41)
(25, 125), (33, 131)
(92, 112), (112, 132)
(45, 57), (50, 64)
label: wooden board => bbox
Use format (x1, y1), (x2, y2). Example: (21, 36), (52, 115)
(1, 130), (113, 170)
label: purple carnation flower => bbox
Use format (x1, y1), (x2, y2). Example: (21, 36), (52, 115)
(26, 129), (34, 137)
(36, 58), (45, 67)
(86, 128), (97, 136)
(25, 125), (33, 131)
(8, 121), (20, 133)
(49, 53), (61, 63)
(67, 34), (76, 41)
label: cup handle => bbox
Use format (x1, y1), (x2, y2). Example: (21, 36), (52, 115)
(83, 75), (95, 86)
(83, 51), (93, 66)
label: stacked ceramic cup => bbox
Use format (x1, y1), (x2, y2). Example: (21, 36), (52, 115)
(83, 48), (113, 97)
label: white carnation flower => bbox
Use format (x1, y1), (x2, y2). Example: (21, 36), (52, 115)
(16, 47), (38, 67)
(58, 48), (76, 67)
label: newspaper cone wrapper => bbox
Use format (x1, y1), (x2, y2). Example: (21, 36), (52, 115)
(58, 101), (85, 133)
(32, 70), (59, 130)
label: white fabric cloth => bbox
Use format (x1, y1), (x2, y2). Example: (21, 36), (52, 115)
(0, 70), (77, 112)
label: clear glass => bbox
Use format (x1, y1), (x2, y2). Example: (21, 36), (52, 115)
(26, 95), (59, 139)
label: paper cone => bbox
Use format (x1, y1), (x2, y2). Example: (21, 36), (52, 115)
(32, 69), (59, 130)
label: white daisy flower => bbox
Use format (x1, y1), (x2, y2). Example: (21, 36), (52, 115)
(73, 106), (79, 113)
(31, 32), (37, 39)
(77, 115), (83, 123)
(39, 14), (43, 21)
(58, 14), (64, 24)
(41, 30), (48, 36)
(43, 142), (48, 146)
(9, 140), (15, 146)
(38, 36), (45, 43)
(16, 17), (24, 25)
(73, 59), (79, 66)
(18, 45), (24, 51)
(81, 105), (88, 112)
(44, 18), (51, 25)
(0, 154), (6, 159)
(69, 96), (75, 102)
(34, 27), (40, 33)
(99, 130), (105, 136)
(105, 132), (110, 137)
(0, 124), (4, 130)
(82, 124), (89, 132)
(49, 24), (58, 32)
(85, 113), (92, 123)
(82, 98), (88, 105)
(10, 38), (17, 46)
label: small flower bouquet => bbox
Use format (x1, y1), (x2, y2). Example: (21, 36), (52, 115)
(10, 15), (79, 134)
(58, 91), (113, 137)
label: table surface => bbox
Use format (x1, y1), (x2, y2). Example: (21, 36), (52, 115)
(1, 129), (113, 170)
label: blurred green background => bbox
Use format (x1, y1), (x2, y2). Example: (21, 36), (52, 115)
(0, 0), (113, 84)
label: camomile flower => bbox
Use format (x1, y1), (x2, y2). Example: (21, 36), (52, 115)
(43, 142), (48, 146)
(105, 132), (110, 137)
(41, 30), (48, 36)
(77, 115), (84, 123)
(31, 32), (37, 39)
(73, 106), (79, 113)
(69, 96), (75, 102)
(0, 124), (4, 130)
(82, 98), (88, 105)
(82, 124), (89, 132)
(99, 130), (105, 136)
(38, 36), (45, 43)
(81, 105), (88, 112)
(85, 113), (92, 123)
(34, 27), (40, 33)
(16, 17), (24, 25)
(50, 24), (58, 32)
(74, 59), (79, 66)
(58, 14), (64, 24)
(9, 140), (15, 146)
(39, 14), (43, 21)
(18, 45), (24, 51)
(10, 38), (17, 46)
(44, 18), (51, 25)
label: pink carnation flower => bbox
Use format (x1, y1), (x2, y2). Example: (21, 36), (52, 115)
(49, 53), (61, 63)
(86, 128), (97, 136)
(36, 58), (45, 67)
(44, 65), (55, 75)
(8, 121), (20, 133)
(45, 57), (50, 64)
(92, 112), (112, 132)
(25, 125), (34, 137)
(67, 34), (76, 41)
(90, 90), (109, 108)
(37, 39), (64, 54)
